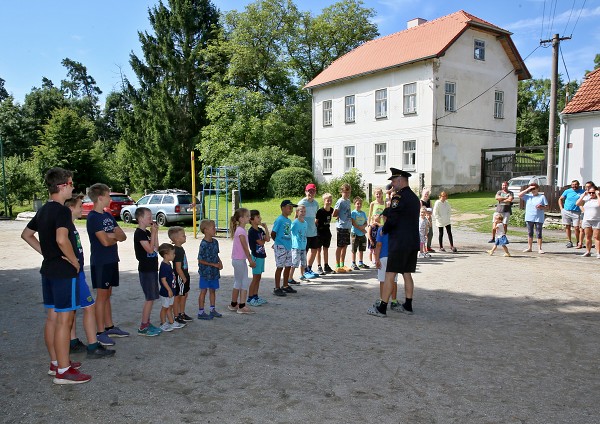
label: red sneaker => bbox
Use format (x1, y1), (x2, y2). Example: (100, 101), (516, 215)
(48, 361), (82, 376)
(53, 367), (92, 385)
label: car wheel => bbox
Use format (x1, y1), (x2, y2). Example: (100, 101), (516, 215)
(122, 211), (133, 224)
(156, 213), (167, 227)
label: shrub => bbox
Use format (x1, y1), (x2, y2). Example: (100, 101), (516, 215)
(319, 168), (366, 199)
(510, 208), (525, 227)
(268, 167), (315, 198)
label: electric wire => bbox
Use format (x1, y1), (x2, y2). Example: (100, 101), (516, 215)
(562, 0), (577, 35)
(569, 0), (587, 37)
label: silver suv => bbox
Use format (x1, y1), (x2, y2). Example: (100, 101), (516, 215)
(120, 189), (199, 226)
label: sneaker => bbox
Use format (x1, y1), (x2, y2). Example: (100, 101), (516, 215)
(566, 241), (574, 248)
(70, 338), (87, 354)
(317, 266), (326, 275)
(210, 309), (223, 318)
(352, 264), (360, 271)
(335, 267), (346, 273)
(596, 253), (600, 259)
(227, 305), (238, 311)
(299, 275), (307, 281)
(181, 313), (193, 322)
(367, 305), (386, 317)
(324, 264), (334, 273)
(247, 298), (260, 307)
(306, 270), (319, 279)
(197, 311), (214, 320)
(487, 250), (493, 256)
(48, 361), (81, 376)
(451, 247), (458, 253)
(439, 247), (446, 252)
(97, 332), (115, 346)
(488, 239), (495, 243)
(425, 253), (432, 258)
(148, 323), (163, 334)
(137, 326), (160, 337)
(282, 285), (297, 294)
(171, 321), (186, 329)
(104, 326), (129, 338)
(160, 322), (174, 332)
(237, 306), (255, 314)
(398, 303), (414, 315)
(426, 248), (435, 253)
(582, 252), (591, 257)
(288, 279), (301, 285)
(390, 301), (402, 312)
(174, 316), (187, 325)
(359, 263), (370, 269)
(273, 288), (287, 297)
(256, 297), (268, 305)
(87, 344), (116, 358)
(53, 367), (91, 385)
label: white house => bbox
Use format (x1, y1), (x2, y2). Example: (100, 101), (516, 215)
(557, 68), (600, 187)
(304, 10), (530, 193)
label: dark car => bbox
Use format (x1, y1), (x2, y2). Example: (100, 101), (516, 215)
(120, 189), (199, 226)
(81, 192), (134, 219)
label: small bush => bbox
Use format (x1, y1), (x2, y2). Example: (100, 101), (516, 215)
(320, 168), (366, 199)
(510, 208), (525, 227)
(268, 167), (315, 198)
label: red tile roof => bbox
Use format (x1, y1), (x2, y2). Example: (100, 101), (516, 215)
(305, 10), (530, 89)
(561, 68), (600, 114)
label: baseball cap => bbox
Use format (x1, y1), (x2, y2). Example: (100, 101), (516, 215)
(305, 183), (317, 191)
(280, 200), (298, 208)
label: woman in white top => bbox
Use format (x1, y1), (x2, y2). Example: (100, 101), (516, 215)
(575, 183), (600, 258)
(432, 191), (457, 252)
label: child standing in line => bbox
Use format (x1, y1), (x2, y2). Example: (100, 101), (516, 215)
(368, 187), (386, 221)
(316, 193), (334, 274)
(247, 210), (270, 306)
(418, 206), (431, 259)
(374, 226), (399, 310)
(290, 205), (308, 284)
(229, 208), (256, 314)
(333, 184), (353, 273)
(168, 226), (193, 324)
(158, 243), (185, 331)
(272, 200), (297, 296)
(65, 194), (115, 357)
(350, 196), (369, 270)
(197, 219), (223, 320)
(366, 214), (381, 266)
(488, 213), (511, 257)
(133, 207), (162, 337)
(86, 183), (128, 346)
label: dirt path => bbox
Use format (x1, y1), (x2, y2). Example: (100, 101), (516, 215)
(0, 219), (598, 423)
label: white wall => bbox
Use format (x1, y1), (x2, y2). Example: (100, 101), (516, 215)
(558, 112), (600, 186)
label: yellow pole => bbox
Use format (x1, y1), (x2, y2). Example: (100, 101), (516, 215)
(191, 151), (197, 238)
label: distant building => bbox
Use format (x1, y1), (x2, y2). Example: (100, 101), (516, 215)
(305, 10), (530, 193)
(558, 68), (600, 187)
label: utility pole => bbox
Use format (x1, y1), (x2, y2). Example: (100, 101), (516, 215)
(540, 34), (570, 188)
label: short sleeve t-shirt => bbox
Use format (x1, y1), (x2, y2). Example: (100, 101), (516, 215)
(198, 238), (220, 280)
(561, 188), (584, 212)
(316, 207), (333, 234)
(371, 202), (386, 218)
(298, 198), (319, 237)
(232, 226), (248, 260)
(351, 210), (367, 236)
(133, 228), (158, 272)
(375, 227), (389, 258)
(334, 198), (352, 229)
(582, 195), (600, 221)
(272, 215), (292, 250)
(495, 190), (514, 213)
(159, 261), (175, 297)
(248, 227), (267, 258)
(26, 201), (78, 278)
(173, 245), (190, 283)
(523, 193), (548, 223)
(291, 219), (307, 249)
(86, 210), (120, 265)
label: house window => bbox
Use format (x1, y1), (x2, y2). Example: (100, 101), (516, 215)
(444, 82), (456, 112)
(474, 39), (485, 60)
(402, 140), (416, 171)
(344, 146), (355, 171)
(403, 83), (417, 114)
(345, 95), (355, 123)
(323, 148), (332, 174)
(494, 90), (504, 118)
(374, 143), (387, 172)
(323, 100), (332, 126)
(375, 89), (387, 118)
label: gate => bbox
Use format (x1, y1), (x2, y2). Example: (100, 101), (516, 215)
(481, 146), (548, 191)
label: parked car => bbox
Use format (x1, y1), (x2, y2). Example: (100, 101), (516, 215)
(120, 189), (200, 226)
(81, 192), (134, 219)
(507, 175), (548, 195)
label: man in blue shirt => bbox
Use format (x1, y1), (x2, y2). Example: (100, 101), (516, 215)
(559, 180), (585, 248)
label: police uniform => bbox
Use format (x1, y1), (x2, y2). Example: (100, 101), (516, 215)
(382, 168), (420, 274)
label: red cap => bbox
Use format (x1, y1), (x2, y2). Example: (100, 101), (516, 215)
(305, 183), (317, 191)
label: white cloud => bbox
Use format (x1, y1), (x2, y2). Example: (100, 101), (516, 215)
(506, 5), (600, 32)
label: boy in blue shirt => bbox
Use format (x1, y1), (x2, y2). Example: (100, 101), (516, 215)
(350, 196), (369, 270)
(333, 183), (352, 273)
(247, 210), (270, 306)
(290, 205), (308, 283)
(271, 200), (297, 296)
(374, 226), (399, 310)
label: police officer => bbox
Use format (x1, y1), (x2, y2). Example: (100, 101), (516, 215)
(368, 168), (420, 317)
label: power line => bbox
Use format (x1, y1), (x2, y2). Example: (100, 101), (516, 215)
(559, 45), (571, 83)
(548, 0), (559, 39)
(570, 0), (587, 37)
(562, 0), (577, 35)
(540, 0), (547, 41)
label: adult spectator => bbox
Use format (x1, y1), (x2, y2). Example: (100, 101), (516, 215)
(432, 191), (457, 252)
(489, 181), (514, 243)
(518, 182), (548, 254)
(559, 180), (584, 248)
(575, 183), (600, 258)
(367, 168), (420, 317)
(419, 188), (434, 252)
(298, 183), (320, 278)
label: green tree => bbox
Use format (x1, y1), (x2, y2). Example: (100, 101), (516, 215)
(60, 58), (102, 122)
(123, 0), (220, 191)
(0, 96), (27, 156)
(0, 77), (8, 101)
(0, 155), (44, 214)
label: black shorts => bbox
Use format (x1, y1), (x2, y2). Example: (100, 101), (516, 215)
(317, 231), (332, 248)
(386, 249), (418, 274)
(91, 262), (120, 289)
(306, 236), (319, 250)
(175, 275), (190, 296)
(336, 228), (351, 247)
(351, 234), (367, 253)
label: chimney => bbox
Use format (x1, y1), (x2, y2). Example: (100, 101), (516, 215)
(407, 18), (427, 29)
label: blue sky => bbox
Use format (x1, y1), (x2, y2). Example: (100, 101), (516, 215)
(1, 0), (598, 104)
